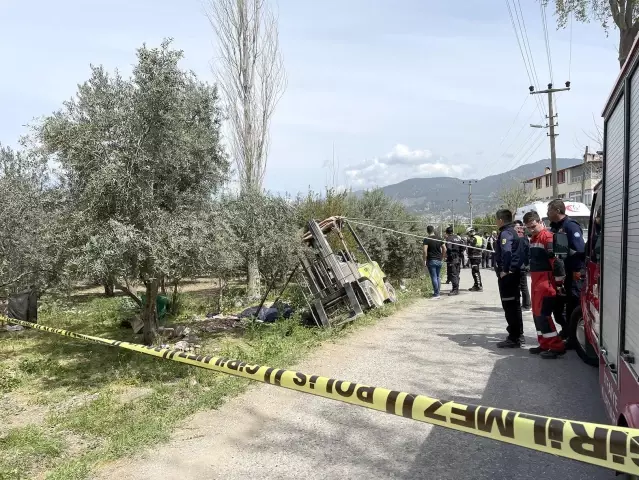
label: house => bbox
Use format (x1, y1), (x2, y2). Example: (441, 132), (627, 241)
(523, 151), (603, 206)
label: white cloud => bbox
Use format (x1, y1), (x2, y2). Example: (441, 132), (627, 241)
(344, 144), (470, 189)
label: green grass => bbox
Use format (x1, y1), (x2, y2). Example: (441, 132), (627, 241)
(0, 425), (64, 480)
(0, 276), (431, 479)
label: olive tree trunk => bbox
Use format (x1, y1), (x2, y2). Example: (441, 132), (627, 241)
(141, 279), (160, 345)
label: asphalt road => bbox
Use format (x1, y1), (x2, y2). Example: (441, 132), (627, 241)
(98, 269), (613, 480)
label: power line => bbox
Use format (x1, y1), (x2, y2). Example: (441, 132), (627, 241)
(517, 134), (547, 168)
(499, 94), (530, 146)
(540, 1), (554, 83)
(568, 12), (573, 81)
(500, 108), (538, 158)
(485, 106), (539, 177)
(511, 0), (547, 119)
(505, 0), (546, 120)
(507, 132), (546, 172)
(503, 129), (544, 172)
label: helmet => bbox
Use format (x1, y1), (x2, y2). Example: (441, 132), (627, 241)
(466, 227), (475, 235)
(445, 226), (454, 234)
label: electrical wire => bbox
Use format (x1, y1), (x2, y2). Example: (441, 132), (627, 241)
(512, 0), (548, 119)
(516, 134), (547, 168)
(503, 129), (544, 172)
(346, 219), (492, 253)
(485, 106), (539, 177)
(499, 94), (530, 146)
(344, 217), (499, 227)
(540, 1), (554, 84)
(506, 132), (547, 172)
(505, 0), (546, 120)
(568, 12), (573, 81)
(502, 124), (538, 166)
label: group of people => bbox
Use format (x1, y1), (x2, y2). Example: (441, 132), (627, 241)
(422, 199), (585, 359)
(423, 225), (497, 297)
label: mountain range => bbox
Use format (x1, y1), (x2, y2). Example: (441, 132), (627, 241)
(372, 157), (580, 218)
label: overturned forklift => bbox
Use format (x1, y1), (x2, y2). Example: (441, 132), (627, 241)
(300, 216), (396, 327)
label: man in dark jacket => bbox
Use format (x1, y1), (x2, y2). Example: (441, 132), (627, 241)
(494, 209), (527, 348)
(548, 199), (586, 344)
(445, 226), (464, 296)
(514, 220), (532, 311)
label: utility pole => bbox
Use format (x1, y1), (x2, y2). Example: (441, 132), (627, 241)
(448, 199), (458, 230)
(529, 82), (571, 199)
(462, 180), (478, 228)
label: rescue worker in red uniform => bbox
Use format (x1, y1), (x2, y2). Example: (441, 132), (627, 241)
(523, 211), (566, 359)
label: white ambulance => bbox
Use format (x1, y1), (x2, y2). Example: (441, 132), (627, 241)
(514, 201), (591, 237)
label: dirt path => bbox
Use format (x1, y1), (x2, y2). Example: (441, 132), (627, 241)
(95, 270), (612, 480)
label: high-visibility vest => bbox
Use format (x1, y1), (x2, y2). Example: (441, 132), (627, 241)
(474, 235), (483, 248)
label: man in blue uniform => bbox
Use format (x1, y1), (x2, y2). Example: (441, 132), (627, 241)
(494, 209), (527, 348)
(547, 199), (586, 345)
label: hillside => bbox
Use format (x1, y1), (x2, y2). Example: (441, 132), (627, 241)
(374, 158), (579, 218)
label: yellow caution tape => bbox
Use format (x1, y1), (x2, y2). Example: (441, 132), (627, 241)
(4, 316), (639, 475)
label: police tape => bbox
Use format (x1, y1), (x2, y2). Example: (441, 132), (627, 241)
(4, 316), (639, 476)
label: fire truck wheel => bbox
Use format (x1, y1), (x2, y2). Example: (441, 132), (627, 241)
(569, 307), (598, 367)
(384, 281), (397, 303)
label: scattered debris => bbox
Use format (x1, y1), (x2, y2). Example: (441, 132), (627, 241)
(4, 324), (24, 332)
(158, 325), (192, 339)
(173, 340), (200, 353)
(197, 317), (242, 333)
(131, 316), (144, 334)
(238, 301), (293, 323)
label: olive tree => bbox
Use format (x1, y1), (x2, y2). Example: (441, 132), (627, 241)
(543, 0), (639, 66)
(224, 191), (301, 303)
(0, 143), (63, 297)
(39, 40), (229, 344)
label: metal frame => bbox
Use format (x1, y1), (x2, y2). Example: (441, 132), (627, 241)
(620, 76), (632, 360)
(299, 217), (382, 327)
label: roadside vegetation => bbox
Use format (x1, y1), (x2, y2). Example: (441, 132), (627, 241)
(0, 2), (432, 478)
(0, 274), (431, 479)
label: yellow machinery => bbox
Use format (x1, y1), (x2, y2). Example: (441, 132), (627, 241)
(300, 216), (396, 327)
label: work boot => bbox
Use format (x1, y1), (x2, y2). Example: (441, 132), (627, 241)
(496, 338), (521, 348)
(449, 289), (459, 296)
(540, 350), (564, 359)
(519, 335), (526, 345)
(468, 285), (483, 292)
(529, 346), (546, 354)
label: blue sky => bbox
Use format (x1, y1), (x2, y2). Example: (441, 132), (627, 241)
(0, 0), (620, 194)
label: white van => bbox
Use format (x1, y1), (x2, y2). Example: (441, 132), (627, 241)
(514, 201), (591, 237)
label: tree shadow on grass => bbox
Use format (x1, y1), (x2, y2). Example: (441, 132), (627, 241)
(4, 332), (192, 393)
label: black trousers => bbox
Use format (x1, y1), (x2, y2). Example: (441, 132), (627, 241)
(553, 274), (583, 332)
(470, 258), (482, 287)
(520, 271), (531, 309)
(448, 259), (461, 291)
(446, 262), (452, 283)
(498, 272), (523, 341)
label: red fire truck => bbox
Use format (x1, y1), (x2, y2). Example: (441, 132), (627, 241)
(570, 35), (639, 437)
